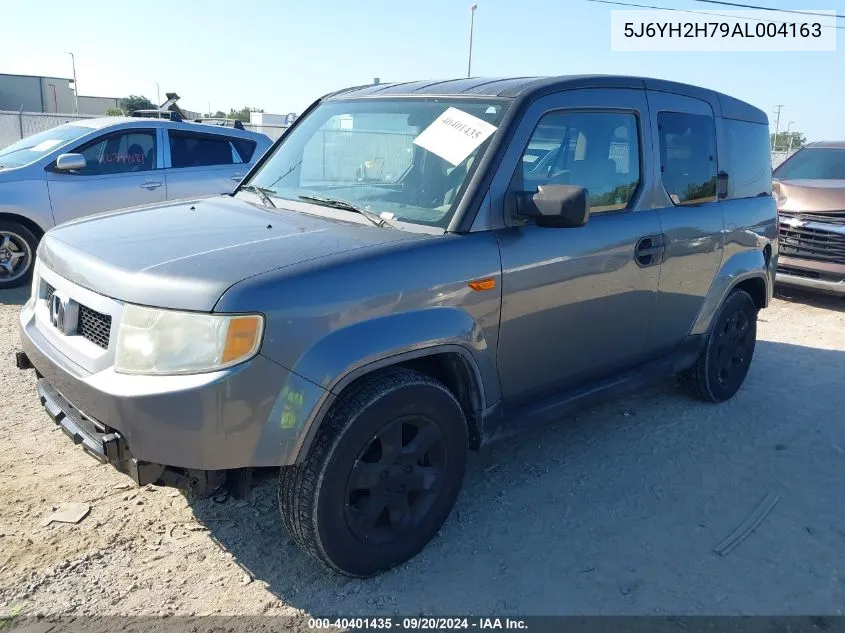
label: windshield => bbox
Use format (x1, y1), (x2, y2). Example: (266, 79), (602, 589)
(243, 98), (509, 228)
(0, 123), (95, 169)
(774, 148), (845, 181)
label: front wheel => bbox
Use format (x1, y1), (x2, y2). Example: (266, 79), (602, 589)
(279, 368), (468, 577)
(677, 289), (758, 402)
(0, 221), (39, 289)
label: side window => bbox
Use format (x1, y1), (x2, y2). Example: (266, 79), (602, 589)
(724, 118), (771, 198)
(231, 139), (257, 163)
(72, 130), (156, 175)
(515, 111), (641, 213)
(657, 112), (717, 205)
(169, 132), (235, 168)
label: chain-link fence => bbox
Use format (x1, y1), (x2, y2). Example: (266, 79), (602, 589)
(772, 148), (799, 169)
(242, 123), (288, 142)
(0, 110), (289, 149)
(0, 109), (99, 148)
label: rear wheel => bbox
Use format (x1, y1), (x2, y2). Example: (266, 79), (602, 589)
(678, 289), (757, 402)
(279, 368), (468, 577)
(0, 221), (38, 289)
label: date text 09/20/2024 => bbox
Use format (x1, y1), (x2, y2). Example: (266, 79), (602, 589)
(308, 618), (528, 630)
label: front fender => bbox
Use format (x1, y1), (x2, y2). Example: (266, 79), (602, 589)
(282, 307), (499, 463)
(0, 178), (54, 232)
(689, 247), (773, 336)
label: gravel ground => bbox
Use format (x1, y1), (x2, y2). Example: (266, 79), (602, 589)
(1, 285), (844, 619)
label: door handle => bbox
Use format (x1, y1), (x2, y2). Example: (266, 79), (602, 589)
(140, 181), (163, 190)
(635, 234), (665, 267)
(230, 174), (244, 181)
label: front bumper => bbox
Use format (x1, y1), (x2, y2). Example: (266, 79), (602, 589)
(28, 373), (167, 486)
(776, 256), (845, 295)
(18, 297), (326, 474)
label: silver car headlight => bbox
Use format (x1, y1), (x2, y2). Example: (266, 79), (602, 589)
(114, 304), (264, 375)
(29, 259), (41, 304)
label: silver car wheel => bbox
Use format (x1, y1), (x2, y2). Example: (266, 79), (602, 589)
(0, 231), (32, 283)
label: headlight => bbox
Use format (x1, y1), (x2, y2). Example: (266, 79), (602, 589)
(29, 259), (40, 304)
(114, 304), (264, 375)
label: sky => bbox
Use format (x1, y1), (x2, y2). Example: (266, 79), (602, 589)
(0, 0), (843, 140)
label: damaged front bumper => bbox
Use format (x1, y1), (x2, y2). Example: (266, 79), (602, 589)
(17, 352), (224, 491)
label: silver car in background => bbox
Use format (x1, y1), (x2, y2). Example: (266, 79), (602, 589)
(0, 117), (272, 288)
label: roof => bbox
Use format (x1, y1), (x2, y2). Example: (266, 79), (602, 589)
(64, 116), (268, 140)
(0, 72), (72, 82)
(325, 75), (767, 124)
(804, 141), (845, 149)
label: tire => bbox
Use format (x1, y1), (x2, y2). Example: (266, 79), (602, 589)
(0, 220), (39, 290)
(279, 368), (468, 577)
(678, 289), (758, 403)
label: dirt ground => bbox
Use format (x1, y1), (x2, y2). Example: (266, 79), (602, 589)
(1, 284), (844, 619)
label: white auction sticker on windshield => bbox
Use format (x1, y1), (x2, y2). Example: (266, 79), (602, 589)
(29, 139), (63, 152)
(412, 107), (497, 166)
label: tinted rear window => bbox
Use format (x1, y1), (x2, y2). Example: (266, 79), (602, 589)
(723, 119), (772, 198)
(774, 148), (845, 180)
(232, 139), (257, 163)
(657, 112), (717, 206)
(169, 132), (234, 168)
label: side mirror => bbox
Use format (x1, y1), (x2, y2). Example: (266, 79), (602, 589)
(55, 153), (87, 171)
(514, 184), (589, 228)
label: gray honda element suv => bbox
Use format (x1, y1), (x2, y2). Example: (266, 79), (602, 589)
(17, 76), (778, 577)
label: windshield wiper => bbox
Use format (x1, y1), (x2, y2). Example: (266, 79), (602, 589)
(298, 195), (395, 228)
(240, 184), (276, 208)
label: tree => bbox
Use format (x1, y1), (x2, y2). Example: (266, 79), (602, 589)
(771, 130), (806, 152)
(228, 106), (264, 122)
(106, 107), (125, 116)
(120, 95), (156, 114)
(212, 110), (227, 119)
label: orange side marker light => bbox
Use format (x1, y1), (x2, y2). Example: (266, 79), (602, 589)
(468, 277), (496, 292)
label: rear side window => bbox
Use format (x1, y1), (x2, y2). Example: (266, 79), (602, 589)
(657, 112), (717, 205)
(232, 139), (257, 163)
(724, 119), (772, 198)
(169, 132), (234, 168)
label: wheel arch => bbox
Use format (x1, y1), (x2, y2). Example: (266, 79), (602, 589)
(689, 249), (772, 337)
(0, 212), (47, 241)
(292, 344), (487, 464)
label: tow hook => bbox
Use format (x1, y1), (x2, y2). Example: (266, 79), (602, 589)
(15, 351), (33, 370)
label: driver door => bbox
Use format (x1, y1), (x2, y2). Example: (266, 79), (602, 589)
(493, 88), (664, 404)
(46, 128), (165, 226)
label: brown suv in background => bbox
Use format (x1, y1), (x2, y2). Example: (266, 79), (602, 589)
(773, 141), (845, 295)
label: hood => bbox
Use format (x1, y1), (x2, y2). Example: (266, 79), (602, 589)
(773, 179), (845, 213)
(0, 164), (35, 181)
(38, 195), (423, 311)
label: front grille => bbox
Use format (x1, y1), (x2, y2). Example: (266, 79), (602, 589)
(77, 306), (112, 349)
(43, 282), (112, 349)
(779, 213), (845, 266)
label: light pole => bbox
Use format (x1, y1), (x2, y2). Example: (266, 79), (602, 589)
(786, 121), (797, 154)
(772, 104), (784, 150)
(155, 83), (160, 107)
(467, 4), (477, 78)
(66, 52), (79, 114)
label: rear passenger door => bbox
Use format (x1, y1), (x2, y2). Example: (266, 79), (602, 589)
(163, 130), (255, 200)
(644, 91), (725, 352)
